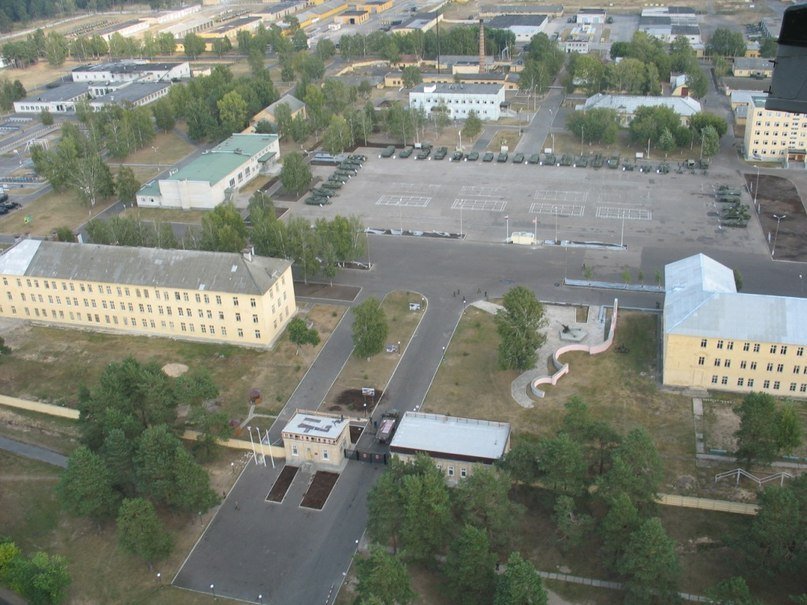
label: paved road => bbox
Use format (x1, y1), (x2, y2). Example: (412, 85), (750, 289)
(0, 435), (67, 468)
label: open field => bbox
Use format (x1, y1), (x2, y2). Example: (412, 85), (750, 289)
(0, 449), (242, 604)
(0, 302), (346, 420)
(118, 130), (197, 168)
(323, 291), (426, 416)
(120, 206), (209, 224)
(0, 188), (118, 237)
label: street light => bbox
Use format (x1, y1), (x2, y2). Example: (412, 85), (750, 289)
(504, 215), (510, 242)
(753, 164), (761, 213)
(772, 214), (787, 257)
(258, 594), (263, 604)
(553, 206), (559, 244)
(210, 584), (216, 600)
(532, 216), (537, 243)
(246, 426), (258, 464)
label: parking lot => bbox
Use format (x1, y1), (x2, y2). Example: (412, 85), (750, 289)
(297, 148), (768, 256)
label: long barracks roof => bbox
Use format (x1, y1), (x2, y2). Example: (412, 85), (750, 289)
(487, 14), (547, 28)
(162, 133), (278, 185)
(412, 82), (504, 95)
(663, 253), (807, 344)
(576, 93), (701, 116)
(0, 240), (291, 295)
(389, 412), (510, 461)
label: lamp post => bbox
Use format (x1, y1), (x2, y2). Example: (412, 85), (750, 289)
(210, 584), (216, 600)
(264, 428), (275, 469)
(459, 204), (463, 238)
(581, 125), (584, 155)
(753, 165), (761, 214)
(772, 214), (786, 257)
(553, 206), (559, 244)
(504, 215), (510, 242)
(533, 216), (537, 243)
(258, 594), (263, 604)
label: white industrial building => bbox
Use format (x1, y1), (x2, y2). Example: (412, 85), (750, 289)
(136, 133), (280, 210)
(14, 80), (171, 114)
(576, 8), (606, 24)
(638, 6), (702, 45)
(71, 61), (191, 83)
(575, 93), (702, 126)
(486, 14), (547, 43)
(409, 83), (505, 120)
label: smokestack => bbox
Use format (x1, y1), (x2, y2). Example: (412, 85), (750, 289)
(478, 18), (485, 73)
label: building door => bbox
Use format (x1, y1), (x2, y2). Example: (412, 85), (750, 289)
(305, 447), (314, 461)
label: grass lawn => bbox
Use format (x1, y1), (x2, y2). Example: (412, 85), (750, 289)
(425, 308), (715, 488)
(322, 291), (426, 415)
(0, 405), (80, 454)
(120, 206), (209, 224)
(0, 449), (242, 604)
(487, 129), (523, 153)
(546, 131), (699, 163)
(0, 303), (346, 422)
(0, 189), (118, 237)
(117, 131), (196, 167)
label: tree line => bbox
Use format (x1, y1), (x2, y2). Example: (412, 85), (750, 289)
(0, 540), (70, 605)
(57, 357), (225, 567)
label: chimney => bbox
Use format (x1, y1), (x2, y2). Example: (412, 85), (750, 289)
(479, 18), (485, 73)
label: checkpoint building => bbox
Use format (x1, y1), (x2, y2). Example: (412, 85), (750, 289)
(282, 411), (350, 469)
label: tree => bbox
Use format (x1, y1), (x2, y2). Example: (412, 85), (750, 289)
(617, 518), (680, 604)
(44, 31), (68, 66)
(400, 469), (452, 563)
(777, 404), (803, 455)
(499, 439), (541, 484)
(740, 475), (807, 577)
(280, 151), (312, 196)
(183, 33), (206, 59)
(355, 545), (415, 605)
(217, 90), (248, 135)
(212, 37), (232, 57)
(689, 112), (728, 139)
(189, 408), (233, 462)
(759, 37), (778, 58)
(116, 498), (172, 567)
(552, 494), (594, 550)
(444, 525), (497, 605)
(5, 550), (71, 605)
(597, 428), (663, 511)
(566, 108), (619, 145)
(115, 165), (140, 205)
(54, 226), (76, 242)
(560, 397), (620, 476)
(323, 114), (353, 154)
(39, 108), (53, 126)
(629, 105), (681, 147)
(57, 446), (119, 522)
(101, 428), (135, 495)
(199, 202), (247, 252)
(537, 433), (588, 495)
(453, 467), (524, 549)
(495, 286), (547, 371)
(706, 577), (762, 605)
(292, 29), (308, 51)
(169, 446), (219, 512)
(352, 297), (388, 358)
(599, 492), (642, 571)
(707, 28), (746, 57)
(287, 317), (320, 354)
(494, 551), (548, 605)
(462, 110), (483, 139)
(699, 125), (719, 158)
(0, 78), (26, 111)
(316, 38), (336, 60)
(402, 65), (422, 88)
(734, 393), (802, 467)
(658, 127), (676, 155)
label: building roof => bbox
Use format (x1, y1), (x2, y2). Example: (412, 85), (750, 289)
(206, 17), (261, 34)
(20, 82), (88, 103)
(639, 15), (672, 27)
(283, 412), (348, 440)
(157, 133), (278, 186)
(390, 412), (510, 461)
(733, 57), (773, 71)
(578, 7), (606, 14)
(267, 93), (305, 115)
(488, 4), (563, 14)
(342, 9), (368, 15)
(664, 254), (807, 344)
(731, 89), (767, 105)
(671, 24), (700, 36)
(412, 82), (504, 95)
(73, 61), (184, 75)
(90, 81), (170, 105)
(576, 93), (702, 116)
(0, 240), (291, 295)
(487, 14), (546, 28)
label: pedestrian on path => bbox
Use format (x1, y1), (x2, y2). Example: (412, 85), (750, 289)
(235, 501), (240, 511)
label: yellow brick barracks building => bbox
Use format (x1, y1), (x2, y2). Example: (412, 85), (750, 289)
(0, 240), (296, 348)
(663, 254), (807, 398)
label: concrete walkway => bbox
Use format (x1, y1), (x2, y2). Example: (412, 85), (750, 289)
(0, 435), (67, 468)
(536, 570), (709, 603)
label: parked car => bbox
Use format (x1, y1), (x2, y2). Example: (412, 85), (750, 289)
(512, 152), (525, 164)
(398, 146), (413, 158)
(380, 146), (395, 158)
(497, 152), (508, 163)
(416, 147), (431, 160)
(482, 152), (494, 162)
(466, 151), (479, 161)
(451, 151), (463, 161)
(433, 146), (448, 160)
(541, 153), (556, 166)
(528, 153), (541, 164)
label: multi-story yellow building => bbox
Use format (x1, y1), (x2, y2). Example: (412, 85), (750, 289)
(663, 254), (807, 398)
(743, 95), (807, 163)
(0, 240), (296, 348)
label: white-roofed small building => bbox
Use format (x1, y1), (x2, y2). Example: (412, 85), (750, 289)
(575, 93), (702, 127)
(389, 412), (511, 483)
(282, 411), (350, 469)
(663, 253), (807, 398)
(409, 82), (505, 120)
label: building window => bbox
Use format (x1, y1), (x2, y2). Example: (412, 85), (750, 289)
(291, 445), (298, 456)
(781, 346), (788, 355)
(737, 378), (744, 386)
(237, 328), (244, 337)
(777, 364), (784, 373)
(795, 366), (801, 374)
(753, 344), (760, 352)
(216, 295), (222, 305)
(219, 311), (224, 320)
(447, 466), (454, 477)
(743, 342), (750, 352)
(235, 313), (241, 322)
(717, 340), (724, 349)
(748, 378), (755, 387)
(767, 363), (774, 372)
(770, 345), (777, 354)
(701, 339), (707, 348)
(727, 341), (734, 350)
(252, 314), (258, 323)
(711, 375), (718, 384)
(714, 359), (721, 367)
(751, 362), (757, 370)
(221, 327), (227, 336)
(322, 449), (329, 461)
(721, 376), (728, 385)
(460, 467), (467, 478)
(773, 381), (780, 390)
(724, 360), (731, 368)
(798, 347), (804, 357)
(763, 379), (770, 389)
(801, 383), (807, 392)
(698, 356), (705, 366)
(790, 382), (797, 392)
(233, 297), (239, 306)
(740, 361), (747, 369)
(250, 298), (256, 307)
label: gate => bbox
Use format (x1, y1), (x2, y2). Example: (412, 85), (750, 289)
(345, 448), (388, 464)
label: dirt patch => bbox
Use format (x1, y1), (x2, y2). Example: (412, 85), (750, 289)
(334, 388), (384, 413)
(293, 282), (360, 301)
(349, 424), (364, 443)
(702, 399), (740, 453)
(266, 465), (298, 503)
(300, 471), (339, 510)
(162, 362), (189, 377)
(744, 174), (807, 261)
